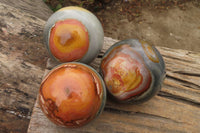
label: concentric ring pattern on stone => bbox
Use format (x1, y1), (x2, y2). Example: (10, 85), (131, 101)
(39, 62), (106, 127)
(44, 6), (104, 64)
(100, 39), (166, 103)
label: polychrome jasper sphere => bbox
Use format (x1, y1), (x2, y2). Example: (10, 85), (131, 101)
(100, 39), (166, 103)
(44, 6), (104, 64)
(39, 62), (106, 127)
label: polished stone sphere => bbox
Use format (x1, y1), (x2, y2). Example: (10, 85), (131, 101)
(44, 6), (104, 64)
(39, 62), (106, 127)
(100, 39), (166, 103)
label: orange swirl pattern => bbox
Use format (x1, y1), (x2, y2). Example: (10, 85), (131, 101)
(39, 63), (103, 127)
(140, 40), (159, 63)
(101, 44), (151, 100)
(49, 19), (89, 62)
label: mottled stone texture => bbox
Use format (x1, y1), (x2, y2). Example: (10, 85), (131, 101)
(29, 38), (200, 133)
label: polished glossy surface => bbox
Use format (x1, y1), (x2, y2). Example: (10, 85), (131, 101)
(39, 63), (106, 127)
(44, 6), (104, 64)
(49, 19), (89, 62)
(100, 39), (166, 103)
